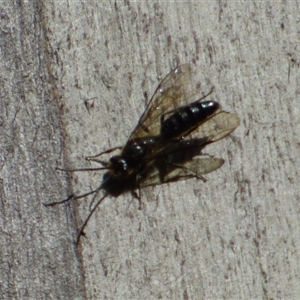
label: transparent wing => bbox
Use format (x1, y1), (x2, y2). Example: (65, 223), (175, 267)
(130, 64), (192, 139)
(140, 156), (224, 188)
(187, 111), (240, 143)
(144, 111), (240, 162)
(140, 111), (239, 187)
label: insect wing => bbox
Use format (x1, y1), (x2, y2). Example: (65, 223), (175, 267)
(140, 156), (224, 188)
(164, 157), (225, 181)
(139, 112), (239, 187)
(188, 111), (240, 143)
(130, 64), (192, 139)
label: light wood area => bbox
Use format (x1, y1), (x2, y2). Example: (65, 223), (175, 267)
(1, 1), (299, 299)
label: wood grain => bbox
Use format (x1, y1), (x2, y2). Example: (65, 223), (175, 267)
(1, 1), (300, 299)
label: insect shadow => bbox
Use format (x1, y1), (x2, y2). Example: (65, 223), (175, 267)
(45, 64), (240, 244)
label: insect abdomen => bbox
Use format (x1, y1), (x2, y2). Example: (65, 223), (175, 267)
(161, 101), (219, 139)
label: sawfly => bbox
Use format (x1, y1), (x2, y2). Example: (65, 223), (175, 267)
(45, 64), (240, 243)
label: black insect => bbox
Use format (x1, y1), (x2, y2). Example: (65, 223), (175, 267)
(45, 64), (240, 243)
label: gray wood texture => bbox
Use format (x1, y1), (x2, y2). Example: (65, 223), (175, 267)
(1, 1), (300, 299)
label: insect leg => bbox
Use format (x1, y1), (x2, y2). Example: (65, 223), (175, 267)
(129, 190), (142, 210)
(86, 146), (122, 165)
(76, 191), (108, 244)
(43, 187), (102, 206)
(86, 146), (122, 160)
(45, 186), (108, 244)
(126, 174), (143, 210)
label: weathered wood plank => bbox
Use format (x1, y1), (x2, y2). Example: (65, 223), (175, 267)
(1, 1), (300, 299)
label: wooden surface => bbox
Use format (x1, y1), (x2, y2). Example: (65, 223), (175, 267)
(1, 1), (300, 299)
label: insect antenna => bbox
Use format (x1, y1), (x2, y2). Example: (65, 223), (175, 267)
(56, 166), (108, 172)
(45, 165), (112, 243)
(44, 166), (109, 206)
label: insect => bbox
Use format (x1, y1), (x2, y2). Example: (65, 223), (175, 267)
(45, 64), (240, 244)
